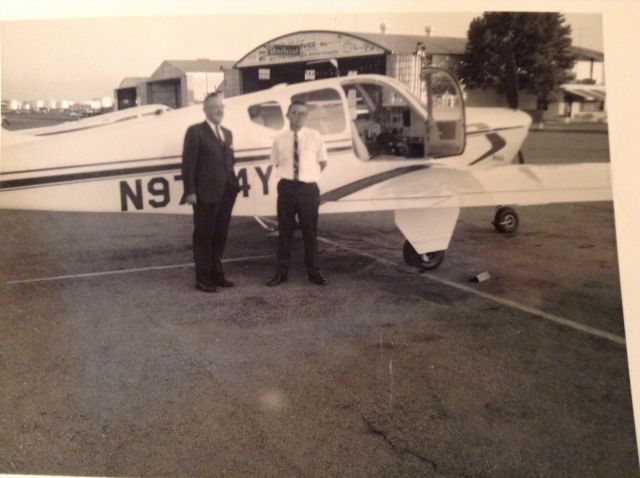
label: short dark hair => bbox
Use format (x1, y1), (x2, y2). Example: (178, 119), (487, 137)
(287, 100), (307, 114)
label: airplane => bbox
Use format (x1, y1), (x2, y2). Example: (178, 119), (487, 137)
(0, 68), (611, 270)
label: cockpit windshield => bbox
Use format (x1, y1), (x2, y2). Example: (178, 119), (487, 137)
(341, 70), (465, 160)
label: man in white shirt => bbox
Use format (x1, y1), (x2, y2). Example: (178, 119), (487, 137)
(267, 101), (328, 286)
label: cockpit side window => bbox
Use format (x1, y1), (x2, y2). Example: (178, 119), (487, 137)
(248, 101), (284, 130)
(290, 88), (345, 135)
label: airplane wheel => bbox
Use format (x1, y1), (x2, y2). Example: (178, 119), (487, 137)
(402, 240), (445, 270)
(493, 206), (519, 233)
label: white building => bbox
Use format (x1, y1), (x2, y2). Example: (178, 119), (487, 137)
(545, 46), (606, 122)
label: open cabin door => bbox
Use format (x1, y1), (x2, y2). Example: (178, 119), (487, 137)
(423, 67), (466, 158)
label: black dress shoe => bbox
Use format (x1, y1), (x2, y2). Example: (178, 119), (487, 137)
(195, 281), (217, 293)
(215, 278), (235, 287)
(308, 274), (327, 286)
(266, 274), (287, 287)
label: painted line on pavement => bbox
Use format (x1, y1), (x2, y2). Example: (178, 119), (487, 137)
(316, 234), (626, 346)
(4, 255), (273, 285)
(5, 222), (624, 346)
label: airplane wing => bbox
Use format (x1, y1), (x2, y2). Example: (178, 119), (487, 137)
(320, 162), (611, 212)
(319, 162), (612, 255)
(453, 162), (612, 207)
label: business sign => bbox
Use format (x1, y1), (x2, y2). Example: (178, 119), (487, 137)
(267, 44), (301, 56)
(236, 32), (387, 68)
(258, 68), (271, 80)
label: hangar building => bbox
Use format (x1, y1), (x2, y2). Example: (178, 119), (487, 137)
(115, 29), (604, 122)
(233, 30), (465, 101)
(115, 77), (148, 110)
(115, 60), (234, 110)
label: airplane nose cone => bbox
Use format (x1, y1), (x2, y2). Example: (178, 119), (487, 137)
(514, 109), (533, 129)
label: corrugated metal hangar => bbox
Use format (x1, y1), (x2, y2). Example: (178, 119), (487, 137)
(234, 30), (465, 98)
(115, 77), (148, 110)
(114, 31), (462, 110)
(113, 29), (604, 121)
(114, 59), (234, 110)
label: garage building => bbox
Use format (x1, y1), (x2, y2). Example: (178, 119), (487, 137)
(233, 30), (464, 100)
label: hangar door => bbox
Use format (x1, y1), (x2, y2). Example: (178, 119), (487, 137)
(241, 56), (386, 94)
(116, 87), (137, 110)
(147, 79), (181, 108)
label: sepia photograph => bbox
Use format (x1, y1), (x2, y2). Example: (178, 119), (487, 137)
(1, 1), (639, 476)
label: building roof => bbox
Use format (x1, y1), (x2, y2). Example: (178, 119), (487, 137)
(162, 59), (236, 73)
(118, 77), (148, 89)
(562, 84), (606, 101)
(571, 46), (604, 62)
(349, 32), (467, 55)
(234, 30), (602, 67)
(354, 32), (603, 60)
(234, 30), (472, 68)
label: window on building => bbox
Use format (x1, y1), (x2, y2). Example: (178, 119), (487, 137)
(291, 88), (345, 135)
(248, 101), (284, 130)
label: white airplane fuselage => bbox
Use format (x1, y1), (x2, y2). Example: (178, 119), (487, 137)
(0, 74), (531, 217)
(2, 72), (611, 268)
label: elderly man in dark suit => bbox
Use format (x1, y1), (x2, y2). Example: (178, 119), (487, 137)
(182, 92), (240, 292)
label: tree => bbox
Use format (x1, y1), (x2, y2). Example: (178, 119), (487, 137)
(457, 12), (576, 108)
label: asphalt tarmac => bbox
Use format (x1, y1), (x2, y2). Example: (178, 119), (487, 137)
(1, 131), (637, 477)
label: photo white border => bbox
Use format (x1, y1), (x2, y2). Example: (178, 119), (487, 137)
(2, 0), (639, 470)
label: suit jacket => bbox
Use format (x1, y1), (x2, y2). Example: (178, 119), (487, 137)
(181, 121), (239, 204)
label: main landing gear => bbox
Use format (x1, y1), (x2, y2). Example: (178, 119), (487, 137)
(402, 206), (520, 272)
(492, 206), (519, 234)
(402, 241), (445, 271)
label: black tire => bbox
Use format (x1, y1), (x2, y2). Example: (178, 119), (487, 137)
(402, 240), (445, 270)
(493, 206), (519, 233)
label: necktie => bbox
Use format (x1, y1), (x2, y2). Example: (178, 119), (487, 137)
(215, 124), (224, 143)
(293, 132), (299, 180)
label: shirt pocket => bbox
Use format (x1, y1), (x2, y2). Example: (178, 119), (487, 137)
(301, 141), (317, 159)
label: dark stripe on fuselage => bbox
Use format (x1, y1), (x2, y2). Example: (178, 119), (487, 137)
(466, 125), (525, 136)
(0, 145), (354, 190)
(467, 133), (507, 166)
(2, 146), (352, 177)
(2, 155), (180, 176)
(0, 163), (183, 190)
(235, 145), (351, 163)
(319, 165), (429, 204)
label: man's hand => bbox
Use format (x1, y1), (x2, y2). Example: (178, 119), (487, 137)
(185, 193), (197, 205)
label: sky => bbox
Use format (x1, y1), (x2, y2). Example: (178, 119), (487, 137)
(1, 3), (603, 102)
